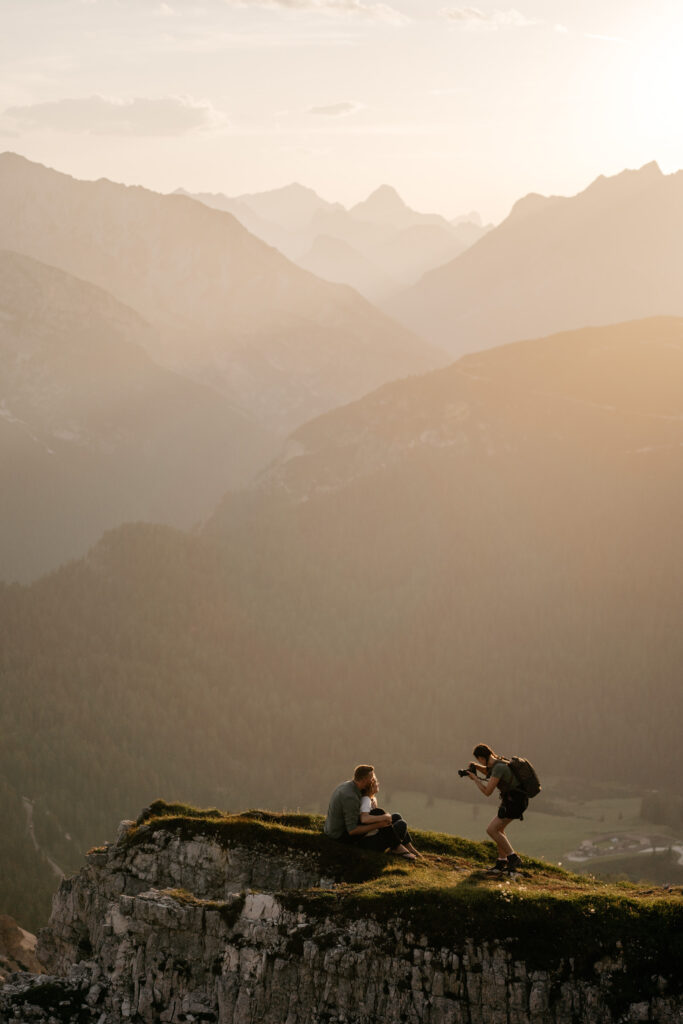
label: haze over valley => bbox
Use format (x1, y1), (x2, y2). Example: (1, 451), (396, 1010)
(0, 154), (447, 578)
(180, 181), (489, 303)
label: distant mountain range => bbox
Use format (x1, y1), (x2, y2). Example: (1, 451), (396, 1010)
(2, 316), (680, 928)
(0, 249), (273, 581)
(178, 182), (490, 302)
(392, 162), (683, 356)
(0, 154), (447, 578)
(0, 154), (445, 437)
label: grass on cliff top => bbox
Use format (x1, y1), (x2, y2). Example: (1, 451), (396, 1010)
(127, 800), (683, 984)
(130, 799), (681, 905)
(130, 799), (497, 882)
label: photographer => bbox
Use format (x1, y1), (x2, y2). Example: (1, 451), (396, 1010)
(465, 743), (526, 874)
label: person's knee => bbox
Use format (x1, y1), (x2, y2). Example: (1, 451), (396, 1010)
(486, 821), (500, 840)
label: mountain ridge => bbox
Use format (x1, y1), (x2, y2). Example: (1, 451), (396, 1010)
(0, 152), (446, 436)
(393, 161), (683, 355)
(0, 248), (273, 581)
(180, 172), (489, 301)
(237, 316), (683, 504)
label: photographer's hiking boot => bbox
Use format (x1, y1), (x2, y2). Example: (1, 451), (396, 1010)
(487, 859), (508, 875)
(506, 853), (522, 873)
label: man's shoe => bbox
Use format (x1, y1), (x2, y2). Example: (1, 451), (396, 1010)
(487, 859), (508, 875)
(507, 853), (522, 872)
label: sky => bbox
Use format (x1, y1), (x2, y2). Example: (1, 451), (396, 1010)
(2, 0), (683, 222)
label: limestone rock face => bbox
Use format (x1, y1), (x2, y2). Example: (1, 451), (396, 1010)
(0, 818), (680, 1024)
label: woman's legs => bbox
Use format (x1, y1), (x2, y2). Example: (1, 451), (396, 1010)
(486, 815), (515, 858)
(391, 814), (409, 843)
(391, 814), (422, 857)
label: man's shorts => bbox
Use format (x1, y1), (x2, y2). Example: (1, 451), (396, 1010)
(498, 790), (529, 821)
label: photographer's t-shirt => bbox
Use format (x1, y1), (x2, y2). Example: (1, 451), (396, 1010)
(490, 761), (518, 795)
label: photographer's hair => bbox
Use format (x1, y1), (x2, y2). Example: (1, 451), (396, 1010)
(353, 764), (375, 783)
(472, 743), (496, 762)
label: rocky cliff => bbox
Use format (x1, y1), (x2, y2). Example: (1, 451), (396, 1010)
(1, 802), (681, 1024)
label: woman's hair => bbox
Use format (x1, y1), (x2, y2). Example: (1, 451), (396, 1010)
(353, 764), (375, 783)
(473, 743), (495, 761)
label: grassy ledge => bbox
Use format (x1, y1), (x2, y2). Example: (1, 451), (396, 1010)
(123, 800), (682, 993)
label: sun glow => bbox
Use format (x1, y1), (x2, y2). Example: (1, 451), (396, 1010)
(629, 27), (683, 153)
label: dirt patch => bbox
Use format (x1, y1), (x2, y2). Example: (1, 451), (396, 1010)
(0, 915), (43, 982)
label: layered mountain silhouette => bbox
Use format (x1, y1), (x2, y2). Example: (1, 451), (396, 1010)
(0, 250), (272, 581)
(2, 317), (680, 926)
(234, 181), (343, 234)
(349, 184), (446, 228)
(253, 315), (683, 502)
(0, 153), (445, 436)
(393, 162), (683, 356)
(181, 180), (488, 302)
(175, 182), (342, 256)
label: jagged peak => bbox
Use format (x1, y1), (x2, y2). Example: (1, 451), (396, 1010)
(355, 184), (408, 210)
(504, 161), (668, 225)
(239, 181), (326, 202)
(506, 191), (554, 223)
(635, 159), (663, 176)
(585, 160), (664, 192)
(451, 210), (483, 226)
(0, 151), (66, 177)
(0, 150), (30, 163)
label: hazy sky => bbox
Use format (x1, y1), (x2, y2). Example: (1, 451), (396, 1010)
(2, 0), (683, 221)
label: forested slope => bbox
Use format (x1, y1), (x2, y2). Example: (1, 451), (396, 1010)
(2, 318), (681, 929)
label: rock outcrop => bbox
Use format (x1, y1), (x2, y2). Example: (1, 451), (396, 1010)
(1, 804), (681, 1024)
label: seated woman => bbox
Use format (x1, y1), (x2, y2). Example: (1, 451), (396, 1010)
(359, 776), (420, 861)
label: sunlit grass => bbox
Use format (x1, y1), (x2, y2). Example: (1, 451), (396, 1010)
(131, 800), (681, 907)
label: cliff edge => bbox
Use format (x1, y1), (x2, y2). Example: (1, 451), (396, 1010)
(1, 800), (681, 1023)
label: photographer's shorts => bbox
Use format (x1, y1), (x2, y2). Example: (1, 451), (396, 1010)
(498, 791), (529, 821)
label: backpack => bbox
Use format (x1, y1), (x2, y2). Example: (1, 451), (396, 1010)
(507, 756), (541, 798)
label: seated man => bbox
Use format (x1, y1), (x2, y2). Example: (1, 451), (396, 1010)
(323, 764), (415, 859)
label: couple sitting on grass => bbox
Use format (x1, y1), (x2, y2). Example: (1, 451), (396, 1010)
(323, 764), (421, 862)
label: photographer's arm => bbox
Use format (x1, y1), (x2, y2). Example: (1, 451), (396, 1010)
(467, 771), (500, 797)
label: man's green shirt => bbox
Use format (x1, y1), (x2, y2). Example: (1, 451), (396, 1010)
(324, 780), (361, 838)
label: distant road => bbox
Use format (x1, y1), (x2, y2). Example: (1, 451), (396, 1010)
(21, 797), (64, 881)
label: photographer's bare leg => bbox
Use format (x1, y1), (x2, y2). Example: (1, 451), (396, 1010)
(486, 815), (515, 858)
